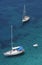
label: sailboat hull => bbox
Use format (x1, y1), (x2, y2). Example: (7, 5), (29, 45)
(22, 16), (30, 23)
(3, 50), (24, 56)
(3, 46), (24, 56)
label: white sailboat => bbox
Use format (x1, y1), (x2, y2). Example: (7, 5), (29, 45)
(22, 4), (30, 23)
(3, 25), (24, 56)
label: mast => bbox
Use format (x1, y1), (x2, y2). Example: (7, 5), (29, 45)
(24, 4), (25, 13)
(22, 4), (26, 19)
(24, 4), (26, 16)
(11, 25), (13, 49)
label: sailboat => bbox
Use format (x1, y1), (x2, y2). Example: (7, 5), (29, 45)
(3, 25), (24, 56)
(22, 4), (30, 23)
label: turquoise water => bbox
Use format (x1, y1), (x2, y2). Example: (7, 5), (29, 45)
(0, 0), (42, 65)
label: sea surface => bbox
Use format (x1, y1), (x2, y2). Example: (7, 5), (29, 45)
(0, 0), (42, 65)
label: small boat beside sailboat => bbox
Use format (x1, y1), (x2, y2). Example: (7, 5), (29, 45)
(22, 4), (30, 23)
(33, 44), (38, 47)
(3, 25), (24, 56)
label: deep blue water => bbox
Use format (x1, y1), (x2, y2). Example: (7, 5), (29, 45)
(0, 0), (42, 65)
